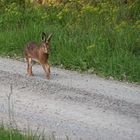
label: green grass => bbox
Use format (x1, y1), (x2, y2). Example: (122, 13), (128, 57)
(0, 124), (63, 140)
(0, 124), (69, 140)
(0, 125), (39, 140)
(0, 0), (139, 83)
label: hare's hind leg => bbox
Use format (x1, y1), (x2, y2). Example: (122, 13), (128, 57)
(42, 63), (50, 79)
(27, 58), (34, 76)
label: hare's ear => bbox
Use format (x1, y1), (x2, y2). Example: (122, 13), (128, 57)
(41, 32), (47, 42)
(47, 33), (53, 42)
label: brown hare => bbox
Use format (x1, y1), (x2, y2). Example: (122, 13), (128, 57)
(24, 32), (52, 79)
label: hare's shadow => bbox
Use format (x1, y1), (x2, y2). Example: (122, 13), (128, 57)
(31, 66), (59, 80)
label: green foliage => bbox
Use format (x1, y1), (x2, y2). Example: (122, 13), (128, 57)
(0, 124), (63, 140)
(0, 125), (39, 140)
(0, 0), (139, 82)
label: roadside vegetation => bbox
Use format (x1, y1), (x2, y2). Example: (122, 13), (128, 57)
(0, 0), (139, 82)
(0, 125), (38, 140)
(0, 124), (61, 140)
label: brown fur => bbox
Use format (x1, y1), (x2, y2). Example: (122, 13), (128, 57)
(24, 32), (52, 79)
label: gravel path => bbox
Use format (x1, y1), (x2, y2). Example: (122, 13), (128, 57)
(0, 58), (140, 140)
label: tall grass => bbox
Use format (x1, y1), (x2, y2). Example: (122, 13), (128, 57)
(0, 124), (63, 140)
(0, 125), (39, 140)
(0, 0), (139, 82)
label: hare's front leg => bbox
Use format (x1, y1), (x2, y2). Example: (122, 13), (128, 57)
(27, 58), (34, 76)
(42, 63), (50, 79)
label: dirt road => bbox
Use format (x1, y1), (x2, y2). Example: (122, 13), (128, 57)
(0, 58), (140, 140)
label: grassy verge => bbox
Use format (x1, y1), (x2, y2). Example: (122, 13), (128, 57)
(0, 125), (39, 140)
(0, 1), (139, 83)
(0, 125), (62, 140)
